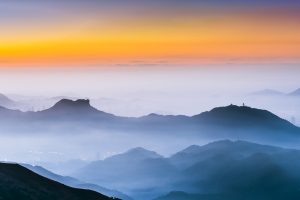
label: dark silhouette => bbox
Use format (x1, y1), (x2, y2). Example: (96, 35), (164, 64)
(0, 163), (118, 200)
(22, 164), (132, 200)
(73, 140), (300, 200)
(0, 99), (299, 147)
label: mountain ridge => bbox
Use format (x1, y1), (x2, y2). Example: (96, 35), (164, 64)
(72, 140), (300, 200)
(192, 105), (298, 131)
(0, 98), (298, 127)
(39, 99), (115, 117)
(0, 99), (299, 147)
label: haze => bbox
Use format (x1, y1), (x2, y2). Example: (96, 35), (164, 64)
(0, 64), (299, 118)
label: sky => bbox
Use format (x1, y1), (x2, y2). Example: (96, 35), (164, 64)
(0, 1), (300, 164)
(0, 0), (300, 67)
(0, 1), (299, 118)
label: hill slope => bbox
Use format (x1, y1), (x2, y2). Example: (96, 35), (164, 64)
(0, 163), (115, 200)
(22, 164), (132, 200)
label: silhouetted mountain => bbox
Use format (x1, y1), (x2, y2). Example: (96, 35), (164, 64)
(289, 88), (300, 96)
(22, 164), (132, 200)
(167, 141), (300, 200)
(0, 163), (116, 200)
(74, 147), (177, 200)
(72, 141), (300, 200)
(38, 99), (116, 120)
(47, 99), (95, 112)
(176, 152), (300, 200)
(250, 89), (284, 96)
(193, 105), (296, 130)
(170, 140), (284, 169)
(0, 100), (299, 146)
(106, 147), (162, 162)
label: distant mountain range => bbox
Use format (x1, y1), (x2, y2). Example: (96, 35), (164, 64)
(251, 88), (300, 96)
(0, 99), (299, 146)
(0, 163), (115, 200)
(0, 93), (81, 112)
(72, 140), (300, 200)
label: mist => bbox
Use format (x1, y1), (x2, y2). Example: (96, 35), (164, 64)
(0, 64), (299, 165)
(0, 64), (300, 199)
(0, 64), (299, 119)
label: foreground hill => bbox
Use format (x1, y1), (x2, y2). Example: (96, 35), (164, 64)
(23, 164), (132, 200)
(0, 163), (116, 200)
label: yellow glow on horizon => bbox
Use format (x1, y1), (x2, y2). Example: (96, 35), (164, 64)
(1, 11), (300, 67)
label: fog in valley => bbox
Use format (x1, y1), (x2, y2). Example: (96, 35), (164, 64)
(0, 64), (300, 199)
(0, 64), (299, 165)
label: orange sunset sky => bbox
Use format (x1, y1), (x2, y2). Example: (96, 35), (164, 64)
(0, 0), (300, 67)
